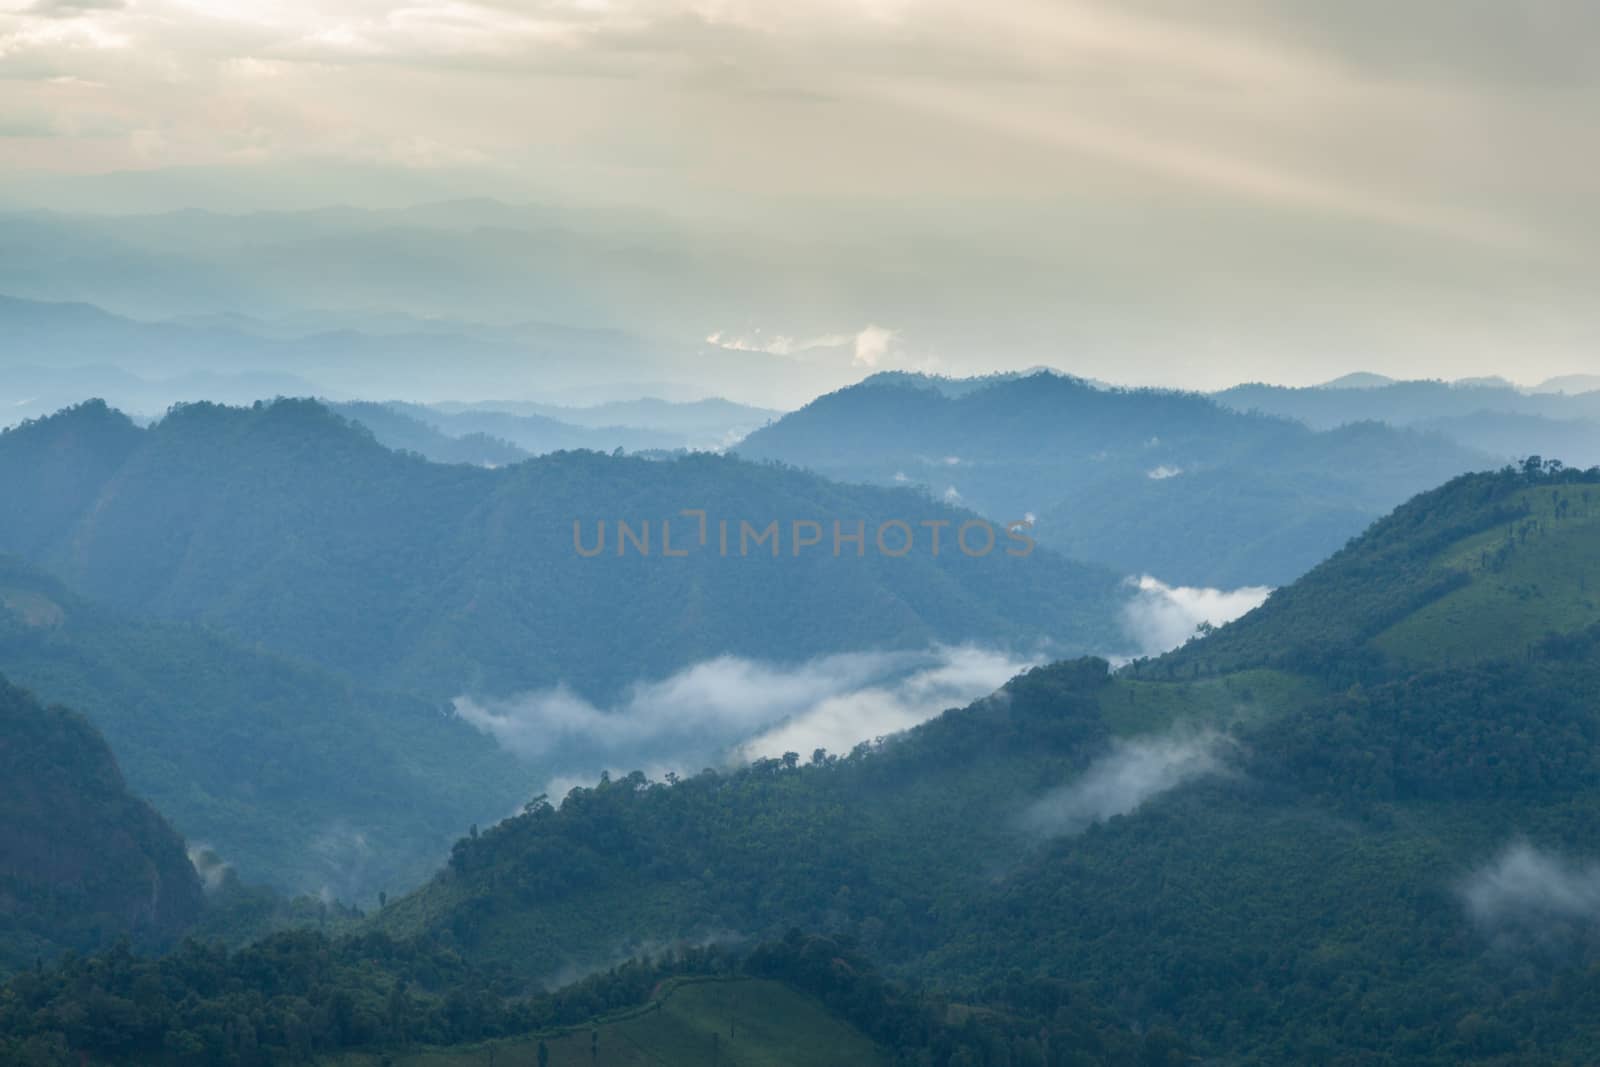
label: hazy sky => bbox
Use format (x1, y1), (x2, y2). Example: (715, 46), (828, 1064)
(1, 1), (1597, 388)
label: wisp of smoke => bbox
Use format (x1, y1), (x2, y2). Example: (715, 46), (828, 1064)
(1023, 730), (1227, 838)
(1120, 575), (1271, 656)
(310, 822), (374, 904)
(187, 844), (232, 893)
(536, 930), (745, 993)
(1462, 842), (1600, 947)
(455, 645), (1036, 794)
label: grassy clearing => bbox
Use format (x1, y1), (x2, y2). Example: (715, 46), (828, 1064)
(1375, 486), (1600, 666)
(322, 978), (887, 1067)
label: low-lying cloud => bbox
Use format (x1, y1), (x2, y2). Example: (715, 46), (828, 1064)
(1121, 575), (1272, 656)
(1463, 842), (1600, 947)
(456, 645), (1035, 795)
(1022, 731), (1228, 838)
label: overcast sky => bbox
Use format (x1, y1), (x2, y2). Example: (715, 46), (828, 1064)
(1, 1), (1596, 389)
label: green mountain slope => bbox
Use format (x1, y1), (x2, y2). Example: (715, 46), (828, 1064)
(0, 676), (201, 971)
(0, 555), (526, 900)
(378, 463), (1600, 1064)
(375, 659), (1299, 974)
(1153, 461), (1600, 678)
(0, 399), (1124, 701)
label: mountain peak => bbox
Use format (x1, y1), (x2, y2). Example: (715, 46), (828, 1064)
(1318, 371), (1397, 390)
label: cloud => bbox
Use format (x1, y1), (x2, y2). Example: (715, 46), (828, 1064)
(0, 116), (51, 136)
(1146, 464), (1182, 479)
(705, 324), (899, 368)
(880, 74), (1550, 255)
(1463, 842), (1600, 947)
(705, 329), (852, 357)
(851, 324), (896, 367)
(21, 0), (124, 19)
(737, 644), (1032, 761)
(454, 644), (1034, 791)
(1022, 730), (1228, 837)
(1, 0), (1595, 389)
(1120, 575), (1271, 656)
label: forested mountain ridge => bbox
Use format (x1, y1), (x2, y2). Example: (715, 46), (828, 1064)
(374, 462), (1600, 1064)
(1217, 378), (1600, 431)
(323, 400), (532, 467)
(1215, 378), (1600, 472)
(435, 395), (782, 440)
(324, 400), (709, 465)
(383, 400), (721, 454)
(736, 371), (1493, 586)
(0, 676), (201, 972)
(740, 370), (1273, 470)
(0, 554), (527, 900)
(0, 398), (1125, 701)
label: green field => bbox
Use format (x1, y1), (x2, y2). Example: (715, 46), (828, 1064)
(323, 978), (888, 1067)
(1375, 485), (1600, 666)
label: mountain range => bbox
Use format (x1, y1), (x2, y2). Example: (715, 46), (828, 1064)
(3, 410), (1600, 1063)
(0, 399), (1120, 703)
(0, 200), (892, 407)
(739, 371), (1499, 586)
(0, 396), (1124, 903)
(1217, 376), (1600, 430)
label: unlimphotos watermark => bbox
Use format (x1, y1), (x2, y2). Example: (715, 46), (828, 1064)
(573, 511), (1035, 559)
